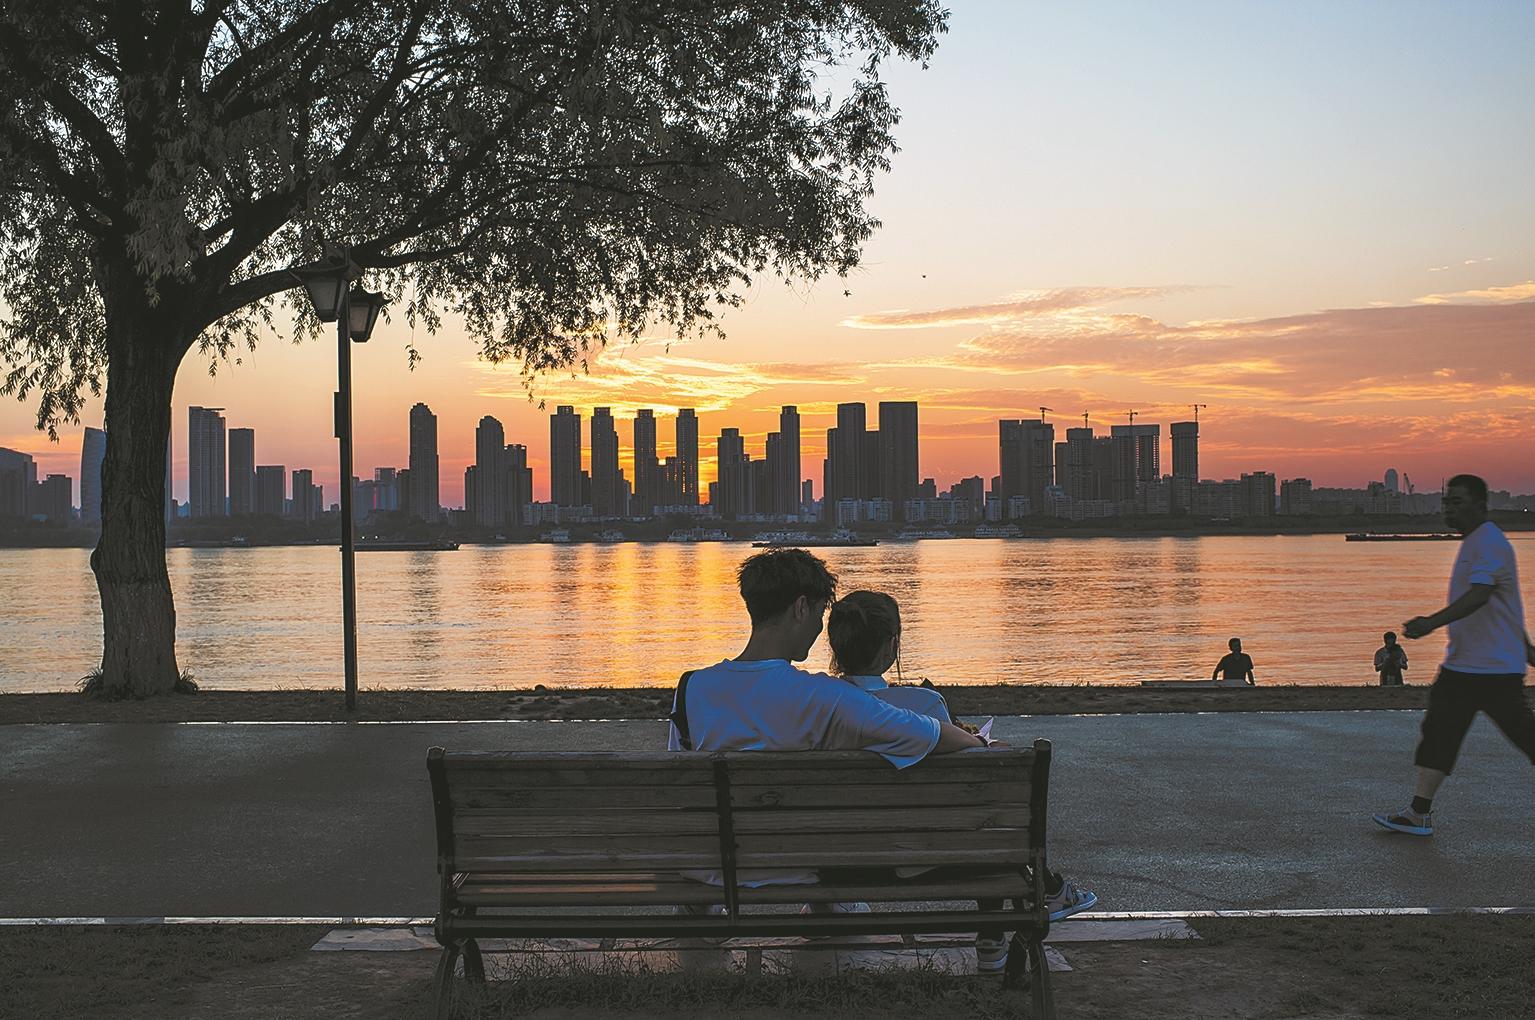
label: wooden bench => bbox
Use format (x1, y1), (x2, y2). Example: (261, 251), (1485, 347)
(426, 741), (1057, 1019)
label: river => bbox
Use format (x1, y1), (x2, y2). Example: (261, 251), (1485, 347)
(4, 534), (1532, 692)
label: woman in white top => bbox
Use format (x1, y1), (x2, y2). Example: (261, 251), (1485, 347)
(827, 589), (953, 723)
(822, 589), (1098, 966)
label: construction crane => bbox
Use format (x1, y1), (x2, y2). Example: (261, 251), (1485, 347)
(1127, 410), (1137, 428)
(1038, 406), (1053, 423)
(1190, 403), (1207, 424)
(1081, 411), (1090, 428)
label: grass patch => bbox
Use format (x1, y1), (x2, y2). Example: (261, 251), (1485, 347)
(77, 668), (200, 700)
(1186, 915), (1535, 1019)
(0, 924), (327, 1020)
(451, 954), (1027, 1019)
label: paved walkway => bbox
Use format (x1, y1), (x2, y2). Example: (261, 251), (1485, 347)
(4, 712), (1532, 917)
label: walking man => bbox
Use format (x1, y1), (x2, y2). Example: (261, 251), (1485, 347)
(1374, 632), (1408, 686)
(1374, 474), (1535, 836)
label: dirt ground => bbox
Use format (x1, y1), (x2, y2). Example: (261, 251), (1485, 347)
(0, 682), (1469, 725)
(4, 916), (1532, 1020)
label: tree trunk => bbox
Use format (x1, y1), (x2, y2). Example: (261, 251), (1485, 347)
(90, 292), (185, 697)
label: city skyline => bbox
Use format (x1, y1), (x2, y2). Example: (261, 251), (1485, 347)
(2, 3), (1532, 501)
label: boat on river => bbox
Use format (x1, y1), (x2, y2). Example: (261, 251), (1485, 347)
(354, 539), (459, 551)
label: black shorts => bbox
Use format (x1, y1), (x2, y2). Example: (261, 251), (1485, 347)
(1413, 668), (1535, 774)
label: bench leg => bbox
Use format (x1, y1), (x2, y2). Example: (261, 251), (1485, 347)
(462, 938), (486, 984)
(1027, 938), (1055, 1020)
(430, 942), (461, 1020)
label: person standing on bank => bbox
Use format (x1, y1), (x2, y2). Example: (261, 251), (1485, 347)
(1374, 632), (1408, 687)
(1374, 474), (1535, 836)
(1212, 638), (1255, 684)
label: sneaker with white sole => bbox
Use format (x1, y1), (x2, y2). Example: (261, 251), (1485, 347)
(1045, 878), (1098, 922)
(1373, 808), (1433, 836)
(975, 936), (1008, 974)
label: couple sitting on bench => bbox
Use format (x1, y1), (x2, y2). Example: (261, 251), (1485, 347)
(667, 548), (1097, 972)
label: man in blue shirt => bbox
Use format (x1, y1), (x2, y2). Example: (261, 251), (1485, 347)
(669, 549), (1094, 973)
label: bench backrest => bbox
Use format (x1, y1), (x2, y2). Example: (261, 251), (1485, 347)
(428, 742), (1050, 907)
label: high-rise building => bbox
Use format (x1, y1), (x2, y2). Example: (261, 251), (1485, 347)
(1279, 477), (1314, 515)
(632, 409), (658, 516)
(188, 406), (227, 517)
(291, 468), (317, 521)
(550, 405), (583, 507)
(164, 432), (173, 525)
(828, 402), (866, 507)
(715, 428), (750, 519)
(1384, 468), (1400, 493)
(80, 426), (107, 525)
(409, 402), (439, 522)
(373, 467), (399, 512)
(1109, 423), (1160, 501)
(776, 406), (801, 516)
(676, 409), (699, 505)
(1240, 471), (1276, 517)
(506, 444), (532, 521)
(474, 416), (507, 527)
(590, 407), (620, 518)
(1171, 421), (1199, 480)
(998, 419), (1053, 517)
(255, 465), (285, 516)
(877, 401), (918, 519)
(801, 478), (813, 508)
(1059, 427), (1096, 502)
(0, 448), (37, 519)
(36, 473), (72, 523)
(228, 427), (255, 516)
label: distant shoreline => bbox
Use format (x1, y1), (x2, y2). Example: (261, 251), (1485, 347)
(5, 683), (1518, 725)
(3, 513), (1532, 550)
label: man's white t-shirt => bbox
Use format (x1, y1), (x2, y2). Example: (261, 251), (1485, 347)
(666, 658), (943, 888)
(1443, 522), (1528, 675)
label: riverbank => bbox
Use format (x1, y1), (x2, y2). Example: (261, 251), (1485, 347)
(0, 682), (1482, 724)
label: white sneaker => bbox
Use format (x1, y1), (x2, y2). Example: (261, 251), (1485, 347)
(976, 936), (1008, 974)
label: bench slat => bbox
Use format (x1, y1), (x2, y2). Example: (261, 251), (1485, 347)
(735, 847), (1030, 869)
(731, 782), (1024, 809)
(446, 764), (1021, 790)
(453, 787), (721, 811)
(454, 811), (722, 838)
(456, 851), (722, 872)
(451, 872), (1028, 908)
(441, 749), (1030, 770)
(452, 805), (1028, 839)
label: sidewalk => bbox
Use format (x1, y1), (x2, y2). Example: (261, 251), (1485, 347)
(4, 712), (1534, 917)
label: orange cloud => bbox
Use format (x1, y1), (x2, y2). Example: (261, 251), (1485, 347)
(840, 286), (1196, 329)
(1414, 280), (1535, 305)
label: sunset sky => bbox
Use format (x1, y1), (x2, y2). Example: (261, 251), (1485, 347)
(4, 1), (1533, 505)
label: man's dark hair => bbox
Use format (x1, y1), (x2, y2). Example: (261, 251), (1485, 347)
(1446, 474), (1489, 505)
(1384, 631), (1397, 642)
(738, 549), (837, 623)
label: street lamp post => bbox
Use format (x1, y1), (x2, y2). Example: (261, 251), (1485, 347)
(290, 251), (387, 711)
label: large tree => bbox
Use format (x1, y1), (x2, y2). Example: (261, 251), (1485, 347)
(0, 0), (945, 697)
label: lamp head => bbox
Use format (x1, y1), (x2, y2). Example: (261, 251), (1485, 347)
(348, 287), (388, 342)
(288, 252), (360, 322)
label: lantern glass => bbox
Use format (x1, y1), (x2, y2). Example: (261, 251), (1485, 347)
(288, 253), (359, 322)
(348, 288), (387, 342)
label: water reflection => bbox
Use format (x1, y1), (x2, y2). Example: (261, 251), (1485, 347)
(4, 536), (1533, 692)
